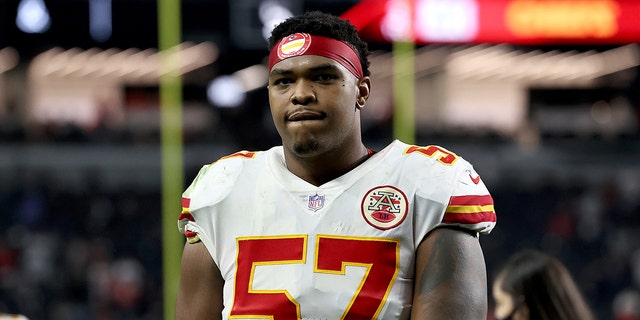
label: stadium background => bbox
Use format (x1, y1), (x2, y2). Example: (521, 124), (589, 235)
(0, 0), (639, 319)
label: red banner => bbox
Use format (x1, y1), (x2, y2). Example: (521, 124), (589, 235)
(341, 0), (640, 44)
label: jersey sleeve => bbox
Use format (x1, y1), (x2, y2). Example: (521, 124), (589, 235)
(439, 164), (496, 234)
(177, 152), (250, 243)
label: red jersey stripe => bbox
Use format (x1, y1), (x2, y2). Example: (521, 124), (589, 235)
(445, 195), (496, 224)
(448, 195), (494, 206)
(178, 198), (194, 222)
(178, 213), (195, 222)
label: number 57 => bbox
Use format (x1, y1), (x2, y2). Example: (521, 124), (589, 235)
(231, 235), (400, 320)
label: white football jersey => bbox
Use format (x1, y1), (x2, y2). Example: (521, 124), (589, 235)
(178, 140), (496, 319)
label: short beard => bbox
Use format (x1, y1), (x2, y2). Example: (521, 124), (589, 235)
(292, 140), (321, 155)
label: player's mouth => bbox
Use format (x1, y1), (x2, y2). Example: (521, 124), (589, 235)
(287, 110), (326, 122)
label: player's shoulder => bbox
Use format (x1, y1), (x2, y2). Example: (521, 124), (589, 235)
(196, 149), (266, 182)
(183, 149), (270, 210)
(389, 140), (472, 170)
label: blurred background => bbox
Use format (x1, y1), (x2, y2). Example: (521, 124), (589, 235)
(0, 0), (639, 319)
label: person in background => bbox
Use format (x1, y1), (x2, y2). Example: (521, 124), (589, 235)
(175, 11), (497, 319)
(492, 249), (595, 320)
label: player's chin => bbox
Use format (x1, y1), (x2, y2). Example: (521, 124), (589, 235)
(291, 139), (321, 156)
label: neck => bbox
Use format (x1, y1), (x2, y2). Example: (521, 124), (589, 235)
(284, 143), (370, 186)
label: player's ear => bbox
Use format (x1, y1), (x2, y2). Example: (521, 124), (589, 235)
(356, 76), (371, 110)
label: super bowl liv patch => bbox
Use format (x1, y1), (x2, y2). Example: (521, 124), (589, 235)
(361, 186), (408, 230)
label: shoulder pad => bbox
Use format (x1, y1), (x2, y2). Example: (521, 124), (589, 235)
(183, 151), (259, 211)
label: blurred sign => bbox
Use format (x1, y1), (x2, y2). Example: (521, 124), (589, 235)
(342, 0), (640, 44)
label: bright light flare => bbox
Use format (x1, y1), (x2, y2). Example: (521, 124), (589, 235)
(16, 0), (51, 34)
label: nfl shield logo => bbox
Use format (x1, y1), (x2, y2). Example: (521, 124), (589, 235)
(308, 194), (325, 212)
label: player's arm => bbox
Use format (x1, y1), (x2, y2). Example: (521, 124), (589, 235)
(175, 241), (224, 320)
(411, 227), (487, 320)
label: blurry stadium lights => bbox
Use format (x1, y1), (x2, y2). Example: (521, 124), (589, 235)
(0, 48), (20, 74)
(231, 0), (300, 49)
(206, 63), (268, 108)
(16, 0), (51, 34)
(259, 0), (294, 41)
(26, 42), (219, 128)
(29, 42), (219, 83)
(89, 0), (112, 43)
(207, 76), (245, 108)
(446, 44), (640, 83)
(233, 64), (268, 92)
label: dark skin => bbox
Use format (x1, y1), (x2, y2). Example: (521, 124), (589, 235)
(176, 241), (223, 320)
(412, 228), (488, 319)
(175, 54), (488, 319)
(267, 55), (371, 185)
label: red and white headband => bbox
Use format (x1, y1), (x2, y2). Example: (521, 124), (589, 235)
(268, 33), (364, 79)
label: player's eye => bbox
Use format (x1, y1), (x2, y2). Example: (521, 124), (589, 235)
(315, 74), (338, 82)
(272, 77), (293, 86)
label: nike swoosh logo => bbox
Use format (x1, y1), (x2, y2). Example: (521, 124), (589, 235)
(469, 174), (481, 184)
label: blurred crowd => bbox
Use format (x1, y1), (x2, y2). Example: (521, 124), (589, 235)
(0, 173), (163, 319)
